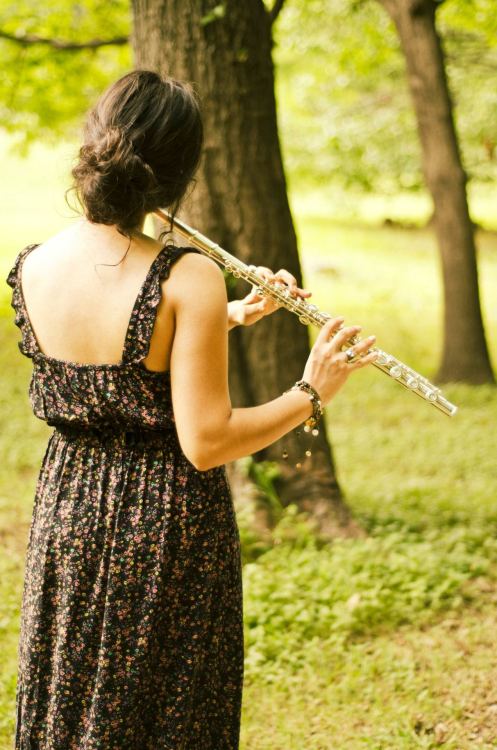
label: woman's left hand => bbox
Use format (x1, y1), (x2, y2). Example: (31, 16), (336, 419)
(227, 266), (312, 329)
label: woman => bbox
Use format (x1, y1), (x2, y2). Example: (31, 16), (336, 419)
(6, 69), (377, 749)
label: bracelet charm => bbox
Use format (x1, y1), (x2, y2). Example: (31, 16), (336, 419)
(282, 379), (323, 468)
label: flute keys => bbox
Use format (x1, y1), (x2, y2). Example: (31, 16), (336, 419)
(420, 384), (440, 401)
(376, 352), (390, 366)
(389, 365), (402, 378)
(406, 377), (419, 389)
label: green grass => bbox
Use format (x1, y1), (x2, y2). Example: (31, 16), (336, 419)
(1, 135), (497, 749)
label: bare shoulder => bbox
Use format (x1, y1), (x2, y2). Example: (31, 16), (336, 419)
(20, 228), (72, 278)
(29, 223), (75, 255)
(165, 249), (226, 301)
(168, 249), (224, 279)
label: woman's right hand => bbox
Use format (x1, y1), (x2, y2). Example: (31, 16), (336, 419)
(302, 317), (378, 406)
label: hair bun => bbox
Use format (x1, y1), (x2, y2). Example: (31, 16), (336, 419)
(70, 70), (203, 235)
(85, 126), (156, 184)
(73, 126), (161, 233)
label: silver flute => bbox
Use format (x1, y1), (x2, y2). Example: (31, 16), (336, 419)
(154, 209), (458, 417)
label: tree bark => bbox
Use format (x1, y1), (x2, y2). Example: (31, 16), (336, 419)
(379, 0), (494, 384)
(132, 0), (362, 536)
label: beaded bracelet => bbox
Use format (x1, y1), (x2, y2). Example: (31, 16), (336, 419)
(281, 379), (324, 469)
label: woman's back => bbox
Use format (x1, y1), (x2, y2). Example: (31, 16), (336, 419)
(8, 221), (207, 436)
(19, 221), (177, 372)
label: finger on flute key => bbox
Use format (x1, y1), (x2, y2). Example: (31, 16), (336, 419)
(315, 317), (345, 345)
(351, 349), (379, 369)
(329, 326), (362, 351)
(353, 335), (376, 356)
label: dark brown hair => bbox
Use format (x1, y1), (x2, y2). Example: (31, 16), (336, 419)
(70, 69), (203, 238)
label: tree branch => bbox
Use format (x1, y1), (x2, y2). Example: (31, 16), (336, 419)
(0, 29), (129, 50)
(268, 0), (286, 26)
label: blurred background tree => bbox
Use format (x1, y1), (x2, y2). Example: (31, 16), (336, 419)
(275, 0), (497, 193)
(376, 0), (493, 383)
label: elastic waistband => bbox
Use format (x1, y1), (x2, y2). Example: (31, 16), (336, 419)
(53, 423), (175, 448)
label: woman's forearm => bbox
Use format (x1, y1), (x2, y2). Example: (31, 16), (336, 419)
(198, 388), (315, 470)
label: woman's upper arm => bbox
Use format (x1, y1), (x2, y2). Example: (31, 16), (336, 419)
(167, 252), (232, 469)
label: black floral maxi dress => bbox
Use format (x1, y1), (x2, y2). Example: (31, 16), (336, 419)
(6, 242), (244, 750)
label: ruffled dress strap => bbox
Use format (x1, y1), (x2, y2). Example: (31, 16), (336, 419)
(5, 244), (42, 360)
(122, 244), (201, 365)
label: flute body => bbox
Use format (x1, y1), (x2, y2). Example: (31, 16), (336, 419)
(154, 208), (457, 417)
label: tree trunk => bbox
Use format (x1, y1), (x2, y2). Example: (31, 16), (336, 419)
(131, 0), (362, 537)
(379, 0), (494, 384)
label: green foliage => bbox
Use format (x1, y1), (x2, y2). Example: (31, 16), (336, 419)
(439, 0), (497, 180)
(235, 457), (321, 564)
(0, 0), (131, 149)
(243, 527), (495, 681)
(245, 458), (282, 516)
(273, 0), (497, 192)
(274, 0), (414, 192)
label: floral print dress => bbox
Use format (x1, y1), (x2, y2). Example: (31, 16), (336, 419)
(6, 242), (244, 750)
